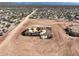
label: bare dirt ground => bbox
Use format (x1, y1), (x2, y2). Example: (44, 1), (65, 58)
(0, 9), (79, 55)
(0, 19), (79, 56)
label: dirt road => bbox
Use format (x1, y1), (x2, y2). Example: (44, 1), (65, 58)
(0, 9), (79, 55)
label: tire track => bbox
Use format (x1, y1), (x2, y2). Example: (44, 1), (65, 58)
(0, 9), (38, 48)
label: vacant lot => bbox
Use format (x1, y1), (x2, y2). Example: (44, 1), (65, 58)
(0, 19), (79, 56)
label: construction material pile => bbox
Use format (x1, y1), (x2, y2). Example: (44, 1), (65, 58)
(65, 25), (79, 37)
(22, 26), (53, 39)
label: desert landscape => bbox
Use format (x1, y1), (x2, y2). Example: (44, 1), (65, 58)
(0, 7), (79, 56)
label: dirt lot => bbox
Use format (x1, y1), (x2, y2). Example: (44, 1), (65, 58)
(0, 9), (79, 56)
(0, 19), (79, 56)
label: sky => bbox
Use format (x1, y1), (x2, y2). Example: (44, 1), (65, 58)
(15, 2), (79, 5)
(0, 2), (79, 7)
